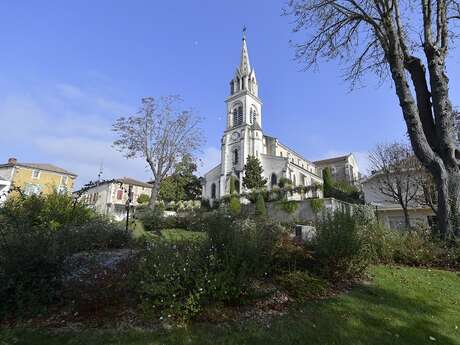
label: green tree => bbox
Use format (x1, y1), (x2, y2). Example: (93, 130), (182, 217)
(255, 193), (267, 216)
(322, 167), (334, 197)
(229, 195), (241, 216)
(158, 155), (202, 202)
(242, 155), (267, 191)
(229, 176), (237, 195)
(137, 194), (150, 204)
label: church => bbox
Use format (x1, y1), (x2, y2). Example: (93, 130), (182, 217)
(202, 33), (348, 203)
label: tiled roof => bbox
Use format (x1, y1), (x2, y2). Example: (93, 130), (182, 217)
(314, 154), (351, 165)
(115, 177), (153, 188)
(0, 162), (77, 176)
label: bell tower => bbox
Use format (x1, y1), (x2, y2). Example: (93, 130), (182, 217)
(220, 30), (264, 195)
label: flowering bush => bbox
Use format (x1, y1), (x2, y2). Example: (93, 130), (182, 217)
(132, 213), (283, 321)
(133, 239), (208, 322)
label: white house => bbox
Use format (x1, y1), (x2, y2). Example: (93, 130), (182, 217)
(314, 154), (360, 185)
(202, 33), (330, 203)
(76, 177), (153, 221)
(0, 176), (11, 205)
(362, 172), (435, 229)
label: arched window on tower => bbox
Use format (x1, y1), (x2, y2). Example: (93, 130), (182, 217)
(237, 106), (243, 125)
(211, 183), (216, 199)
(271, 173), (277, 187)
(233, 108), (238, 127)
(230, 80), (234, 95)
(252, 108), (257, 125)
(233, 148), (239, 165)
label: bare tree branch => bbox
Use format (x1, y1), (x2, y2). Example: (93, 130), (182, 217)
(112, 96), (204, 209)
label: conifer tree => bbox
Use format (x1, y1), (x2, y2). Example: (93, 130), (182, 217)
(242, 155), (267, 191)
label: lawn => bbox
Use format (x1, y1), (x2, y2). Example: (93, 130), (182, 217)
(1, 265), (459, 345)
(130, 219), (204, 241)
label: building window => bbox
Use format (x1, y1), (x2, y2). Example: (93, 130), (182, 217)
(24, 183), (41, 196)
(232, 105), (243, 127)
(251, 107), (257, 124)
(233, 149), (239, 165)
(60, 175), (68, 186)
(211, 183), (216, 199)
(280, 152), (283, 157)
(293, 175), (296, 186)
(117, 190), (123, 200)
(271, 173), (277, 187)
(31, 170), (40, 179)
(237, 106), (243, 125)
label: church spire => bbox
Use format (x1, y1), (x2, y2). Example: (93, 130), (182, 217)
(229, 28), (258, 97)
(239, 27), (251, 76)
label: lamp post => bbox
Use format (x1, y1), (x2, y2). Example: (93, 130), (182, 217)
(118, 182), (133, 231)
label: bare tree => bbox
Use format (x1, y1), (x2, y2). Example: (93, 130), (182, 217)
(112, 96), (204, 209)
(286, 0), (460, 238)
(414, 169), (438, 216)
(369, 143), (422, 228)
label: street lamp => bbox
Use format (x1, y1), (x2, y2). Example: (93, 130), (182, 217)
(118, 182), (133, 231)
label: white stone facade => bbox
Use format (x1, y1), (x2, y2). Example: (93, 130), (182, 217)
(202, 34), (324, 203)
(76, 178), (153, 221)
(361, 172), (435, 230)
(314, 154), (360, 185)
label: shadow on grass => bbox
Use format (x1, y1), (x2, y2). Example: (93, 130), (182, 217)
(1, 267), (459, 345)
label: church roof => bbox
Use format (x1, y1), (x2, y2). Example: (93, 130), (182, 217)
(239, 34), (251, 76)
(314, 154), (352, 165)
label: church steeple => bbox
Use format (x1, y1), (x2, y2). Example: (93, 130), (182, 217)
(239, 31), (251, 76)
(229, 29), (258, 97)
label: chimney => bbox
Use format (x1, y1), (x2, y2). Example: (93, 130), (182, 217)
(8, 157), (17, 165)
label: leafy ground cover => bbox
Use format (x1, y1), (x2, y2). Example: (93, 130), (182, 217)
(2, 265), (459, 345)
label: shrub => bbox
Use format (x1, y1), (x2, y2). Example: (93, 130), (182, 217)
(56, 218), (134, 253)
(229, 196), (241, 216)
(360, 222), (400, 264)
(392, 228), (442, 266)
(312, 211), (370, 281)
(353, 204), (376, 225)
(137, 205), (171, 233)
(0, 191), (94, 231)
(0, 193), (135, 317)
(132, 214), (282, 321)
(272, 233), (313, 273)
(255, 193), (267, 216)
(0, 222), (67, 317)
(310, 198), (324, 214)
(133, 239), (208, 323)
(137, 194), (150, 205)
(173, 210), (210, 232)
(275, 271), (329, 301)
(278, 177), (292, 189)
(279, 200), (298, 214)
(204, 215), (280, 302)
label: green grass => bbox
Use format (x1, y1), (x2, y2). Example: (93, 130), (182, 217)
(1, 266), (459, 345)
(130, 220), (204, 242)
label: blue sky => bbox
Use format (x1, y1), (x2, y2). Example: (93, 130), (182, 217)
(1, 0), (459, 187)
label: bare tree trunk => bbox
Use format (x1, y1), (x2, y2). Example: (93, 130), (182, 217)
(149, 182), (160, 209)
(435, 170), (450, 239)
(401, 205), (411, 230)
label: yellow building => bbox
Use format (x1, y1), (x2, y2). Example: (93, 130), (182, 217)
(0, 157), (77, 197)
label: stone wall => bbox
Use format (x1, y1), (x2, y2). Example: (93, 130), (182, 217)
(245, 197), (352, 223)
